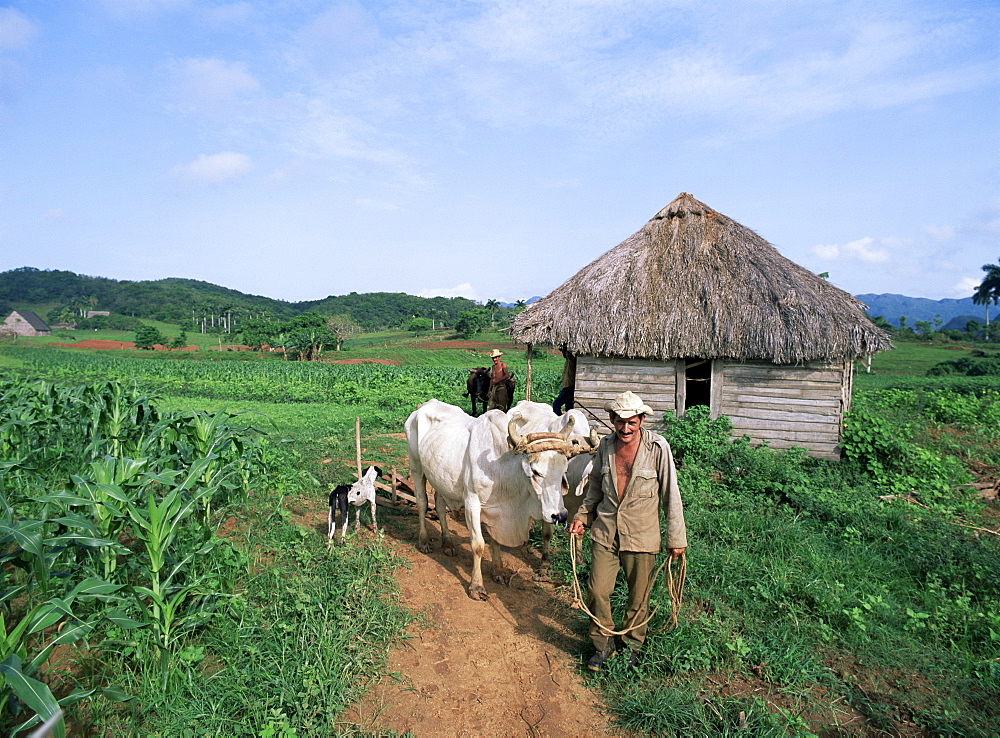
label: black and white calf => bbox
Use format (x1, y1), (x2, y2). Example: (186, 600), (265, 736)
(347, 465), (383, 532)
(328, 484), (351, 542)
(329, 465), (384, 542)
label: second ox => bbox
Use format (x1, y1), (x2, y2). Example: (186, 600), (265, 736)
(463, 367), (490, 416)
(405, 399), (597, 600)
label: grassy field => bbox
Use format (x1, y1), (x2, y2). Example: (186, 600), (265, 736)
(1, 331), (998, 735)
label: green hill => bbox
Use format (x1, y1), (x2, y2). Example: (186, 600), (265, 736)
(0, 267), (479, 331)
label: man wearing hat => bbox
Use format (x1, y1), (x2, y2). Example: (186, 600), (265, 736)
(487, 349), (513, 411)
(568, 390), (687, 670)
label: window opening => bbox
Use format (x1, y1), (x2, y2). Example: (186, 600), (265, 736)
(685, 358), (711, 410)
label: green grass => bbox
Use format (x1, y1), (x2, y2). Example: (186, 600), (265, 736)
(2, 332), (998, 735)
(865, 338), (993, 376)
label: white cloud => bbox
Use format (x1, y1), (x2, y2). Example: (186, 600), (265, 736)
(924, 224), (956, 242)
(811, 236), (893, 264)
(951, 277), (980, 297)
(344, 0), (1000, 140)
(354, 198), (399, 211)
(171, 152), (252, 184)
(418, 282), (479, 300)
(201, 3), (254, 27)
(170, 57), (259, 109)
(0, 8), (36, 51)
(98, 0), (190, 20)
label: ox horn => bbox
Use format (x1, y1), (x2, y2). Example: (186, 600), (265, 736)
(558, 415), (575, 440)
(568, 426), (601, 456)
(507, 417), (524, 450)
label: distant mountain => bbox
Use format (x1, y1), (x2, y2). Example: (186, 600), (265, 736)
(499, 296), (541, 307)
(856, 294), (992, 327)
(942, 315), (983, 332)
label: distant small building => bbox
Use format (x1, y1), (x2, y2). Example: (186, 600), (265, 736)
(3, 310), (52, 337)
(86, 310), (110, 319)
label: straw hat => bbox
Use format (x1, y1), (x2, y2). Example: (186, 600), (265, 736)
(604, 391), (652, 419)
(490, 349), (504, 358)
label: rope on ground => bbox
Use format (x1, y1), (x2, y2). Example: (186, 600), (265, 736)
(568, 534), (685, 637)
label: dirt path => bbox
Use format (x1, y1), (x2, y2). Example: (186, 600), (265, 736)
(340, 508), (612, 736)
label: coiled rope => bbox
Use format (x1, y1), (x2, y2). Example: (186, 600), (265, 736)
(568, 535), (686, 635)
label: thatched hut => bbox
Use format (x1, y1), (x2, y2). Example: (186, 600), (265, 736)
(509, 192), (892, 459)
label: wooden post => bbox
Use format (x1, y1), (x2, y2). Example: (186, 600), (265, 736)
(391, 465), (398, 504)
(525, 343), (533, 401)
(355, 417), (362, 478)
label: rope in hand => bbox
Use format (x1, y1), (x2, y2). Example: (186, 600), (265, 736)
(568, 533), (686, 637)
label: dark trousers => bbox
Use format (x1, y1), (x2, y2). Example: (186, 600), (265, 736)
(587, 540), (657, 653)
(552, 387), (574, 415)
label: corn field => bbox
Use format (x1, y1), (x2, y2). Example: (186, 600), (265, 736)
(4, 346), (562, 409)
(0, 376), (271, 736)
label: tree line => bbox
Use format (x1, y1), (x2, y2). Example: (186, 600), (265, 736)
(0, 267), (492, 334)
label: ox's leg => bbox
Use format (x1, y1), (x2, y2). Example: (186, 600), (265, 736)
(369, 498), (378, 531)
(327, 506), (335, 544)
(532, 522), (555, 582)
(413, 470), (433, 553)
(540, 521), (554, 565)
(438, 500), (456, 557)
(464, 498), (488, 600)
(488, 534), (512, 586)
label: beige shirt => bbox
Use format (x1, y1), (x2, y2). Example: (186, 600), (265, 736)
(560, 354), (576, 389)
(574, 428), (687, 553)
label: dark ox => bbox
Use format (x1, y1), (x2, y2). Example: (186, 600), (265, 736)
(463, 367), (490, 416)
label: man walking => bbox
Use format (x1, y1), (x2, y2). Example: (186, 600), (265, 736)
(568, 391), (686, 670)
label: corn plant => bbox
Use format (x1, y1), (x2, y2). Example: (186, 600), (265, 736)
(66, 457), (172, 580)
(83, 381), (160, 460)
(0, 572), (125, 738)
(161, 410), (255, 525)
(124, 458), (230, 685)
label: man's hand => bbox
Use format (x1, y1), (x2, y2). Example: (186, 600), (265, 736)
(668, 548), (685, 561)
(568, 519), (585, 536)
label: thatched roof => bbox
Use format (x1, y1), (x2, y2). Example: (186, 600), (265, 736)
(509, 193), (892, 363)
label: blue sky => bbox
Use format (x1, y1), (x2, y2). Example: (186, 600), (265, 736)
(1, 1), (997, 304)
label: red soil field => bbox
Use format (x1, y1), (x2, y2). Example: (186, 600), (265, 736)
(49, 340), (247, 352)
(51, 339), (196, 351)
(413, 340), (524, 351)
(327, 358), (402, 365)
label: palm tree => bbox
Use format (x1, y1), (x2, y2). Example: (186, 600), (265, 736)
(972, 257), (1000, 330)
(485, 299), (500, 327)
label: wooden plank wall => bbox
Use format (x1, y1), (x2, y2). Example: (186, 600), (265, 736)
(574, 355), (848, 459)
(574, 356), (678, 423)
(719, 359), (847, 459)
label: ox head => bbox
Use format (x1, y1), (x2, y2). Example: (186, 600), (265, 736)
(506, 416), (599, 524)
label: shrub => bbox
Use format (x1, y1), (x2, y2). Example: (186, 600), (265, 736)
(659, 405), (732, 465)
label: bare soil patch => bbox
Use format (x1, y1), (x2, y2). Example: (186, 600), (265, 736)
(325, 358), (402, 365)
(326, 507), (612, 736)
(413, 340), (528, 352)
(50, 339), (198, 351)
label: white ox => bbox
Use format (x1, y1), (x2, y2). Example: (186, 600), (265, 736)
(405, 399), (597, 600)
